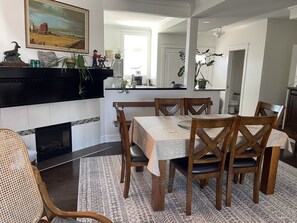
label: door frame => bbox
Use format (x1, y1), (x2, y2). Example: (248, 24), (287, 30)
(224, 43), (249, 114)
(159, 45), (184, 87)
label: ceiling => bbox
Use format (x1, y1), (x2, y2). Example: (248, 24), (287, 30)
(104, 0), (297, 34)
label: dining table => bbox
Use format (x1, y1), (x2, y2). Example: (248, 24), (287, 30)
(129, 114), (292, 211)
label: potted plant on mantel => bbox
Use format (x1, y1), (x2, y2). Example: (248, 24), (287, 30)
(177, 49), (223, 89)
(54, 53), (92, 96)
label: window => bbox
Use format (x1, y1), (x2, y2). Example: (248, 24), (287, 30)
(122, 32), (151, 77)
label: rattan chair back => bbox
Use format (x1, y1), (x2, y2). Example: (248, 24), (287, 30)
(0, 128), (43, 223)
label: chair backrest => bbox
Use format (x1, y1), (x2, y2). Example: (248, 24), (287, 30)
(254, 101), (285, 129)
(154, 98), (184, 116)
(230, 115), (276, 161)
(188, 117), (235, 172)
(112, 101), (155, 127)
(115, 104), (131, 160)
(184, 97), (212, 115)
(0, 128), (44, 223)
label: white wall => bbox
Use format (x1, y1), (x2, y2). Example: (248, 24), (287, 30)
(288, 45), (297, 87)
(104, 25), (122, 55)
(260, 19), (297, 104)
(0, 0), (104, 65)
(0, 0), (105, 154)
(157, 32), (216, 87)
(212, 19), (297, 115)
(157, 33), (186, 86)
(212, 20), (268, 115)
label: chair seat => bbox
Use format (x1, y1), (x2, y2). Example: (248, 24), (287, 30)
(172, 157), (219, 174)
(232, 158), (256, 168)
(226, 153), (256, 168)
(130, 145), (149, 162)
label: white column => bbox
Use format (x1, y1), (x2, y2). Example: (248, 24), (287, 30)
(184, 17), (198, 93)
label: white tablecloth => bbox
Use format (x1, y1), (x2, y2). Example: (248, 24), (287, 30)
(130, 115), (292, 176)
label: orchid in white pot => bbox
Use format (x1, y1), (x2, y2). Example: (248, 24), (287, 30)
(177, 49), (223, 89)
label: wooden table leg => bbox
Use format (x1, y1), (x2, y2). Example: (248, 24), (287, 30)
(260, 146), (280, 195)
(151, 160), (167, 211)
(135, 167), (144, 172)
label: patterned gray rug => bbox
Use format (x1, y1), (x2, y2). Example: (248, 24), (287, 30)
(77, 155), (297, 223)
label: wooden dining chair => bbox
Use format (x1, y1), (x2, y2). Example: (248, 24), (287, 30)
(154, 98), (184, 116)
(235, 101), (285, 184)
(115, 104), (149, 198)
(254, 101), (285, 129)
(225, 115), (276, 207)
(184, 97), (212, 115)
(168, 117), (235, 215)
(0, 128), (111, 223)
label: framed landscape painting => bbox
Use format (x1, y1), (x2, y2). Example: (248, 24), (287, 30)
(25, 0), (89, 53)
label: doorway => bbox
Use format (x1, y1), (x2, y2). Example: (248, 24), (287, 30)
(225, 45), (248, 114)
(161, 47), (184, 87)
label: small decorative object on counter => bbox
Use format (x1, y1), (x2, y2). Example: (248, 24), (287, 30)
(30, 59), (36, 68)
(171, 81), (184, 88)
(98, 54), (106, 68)
(29, 59), (41, 68)
(92, 49), (99, 67)
(0, 41), (29, 67)
(35, 60), (41, 68)
(114, 49), (122, 59)
(37, 51), (58, 67)
(118, 78), (129, 94)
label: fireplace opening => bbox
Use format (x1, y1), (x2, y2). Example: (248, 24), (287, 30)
(35, 122), (72, 162)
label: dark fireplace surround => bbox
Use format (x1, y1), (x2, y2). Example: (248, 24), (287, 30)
(0, 67), (112, 161)
(0, 67), (113, 108)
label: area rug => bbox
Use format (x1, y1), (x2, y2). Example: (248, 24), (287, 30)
(77, 155), (297, 223)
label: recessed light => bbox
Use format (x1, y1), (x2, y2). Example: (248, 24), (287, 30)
(203, 20), (211, 24)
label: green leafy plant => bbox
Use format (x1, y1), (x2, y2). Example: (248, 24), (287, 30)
(114, 49), (122, 59)
(177, 49), (223, 89)
(118, 78), (129, 94)
(55, 53), (92, 96)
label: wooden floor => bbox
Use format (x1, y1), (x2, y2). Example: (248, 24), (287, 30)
(40, 141), (296, 212)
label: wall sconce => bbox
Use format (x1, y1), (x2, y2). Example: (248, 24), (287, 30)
(213, 27), (225, 38)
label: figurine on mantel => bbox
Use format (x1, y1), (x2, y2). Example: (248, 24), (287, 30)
(0, 41), (29, 67)
(92, 49), (99, 67)
(92, 49), (106, 68)
(98, 54), (106, 68)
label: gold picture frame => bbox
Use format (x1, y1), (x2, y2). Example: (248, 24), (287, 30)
(25, 0), (89, 53)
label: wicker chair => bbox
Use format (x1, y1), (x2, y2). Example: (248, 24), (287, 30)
(0, 128), (112, 223)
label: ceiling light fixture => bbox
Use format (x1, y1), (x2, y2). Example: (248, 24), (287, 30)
(213, 26), (225, 38)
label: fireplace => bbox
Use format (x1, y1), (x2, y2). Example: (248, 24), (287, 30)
(35, 122), (72, 162)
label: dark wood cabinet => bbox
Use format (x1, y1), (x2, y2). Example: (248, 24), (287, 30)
(284, 87), (297, 142)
